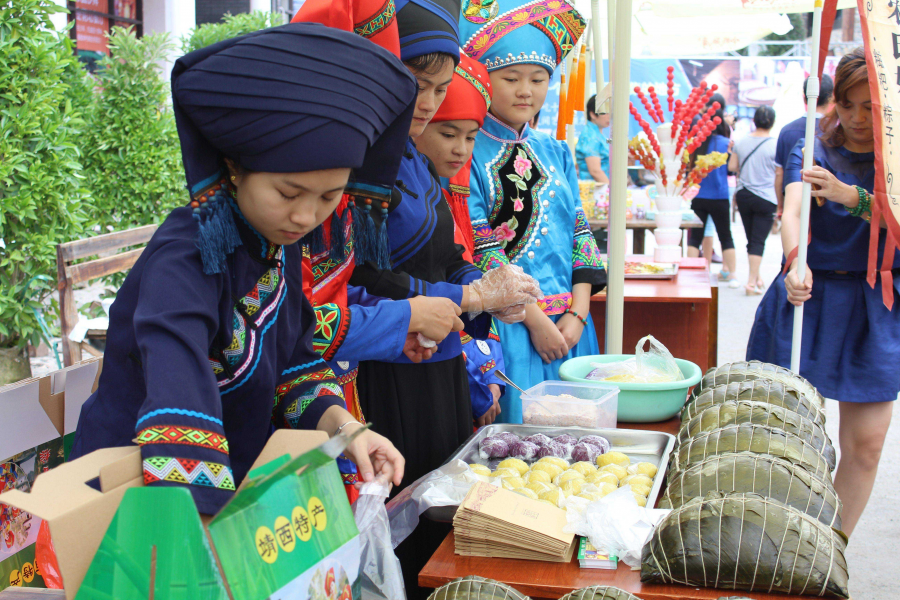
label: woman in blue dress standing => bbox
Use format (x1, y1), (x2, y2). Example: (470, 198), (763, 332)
(747, 48), (897, 536)
(460, 0), (607, 424)
(686, 93), (739, 287)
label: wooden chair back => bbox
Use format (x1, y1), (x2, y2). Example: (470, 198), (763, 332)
(56, 225), (157, 366)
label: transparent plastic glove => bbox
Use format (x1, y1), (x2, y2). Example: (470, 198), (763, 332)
(468, 264), (543, 323)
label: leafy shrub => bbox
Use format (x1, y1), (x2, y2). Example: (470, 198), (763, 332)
(181, 11), (285, 54)
(0, 0), (91, 348)
(80, 27), (185, 234)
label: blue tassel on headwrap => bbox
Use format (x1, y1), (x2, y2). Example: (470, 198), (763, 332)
(192, 179), (242, 275)
(377, 206), (392, 269)
(305, 224), (327, 255)
(328, 206), (349, 262)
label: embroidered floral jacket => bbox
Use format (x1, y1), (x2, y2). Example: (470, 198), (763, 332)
(468, 114), (606, 311)
(71, 197), (345, 514)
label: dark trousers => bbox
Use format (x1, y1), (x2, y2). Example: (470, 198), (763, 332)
(735, 188), (776, 256)
(689, 197), (734, 250)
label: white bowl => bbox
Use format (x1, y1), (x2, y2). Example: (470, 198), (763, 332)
(655, 195), (683, 212)
(654, 245), (682, 263)
(653, 228), (683, 246)
(654, 210), (683, 229)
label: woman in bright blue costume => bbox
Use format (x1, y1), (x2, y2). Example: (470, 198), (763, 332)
(460, 0), (607, 423)
(69, 24), (414, 515)
(747, 49), (897, 537)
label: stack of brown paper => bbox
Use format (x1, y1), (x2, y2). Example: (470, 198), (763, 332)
(453, 482), (576, 562)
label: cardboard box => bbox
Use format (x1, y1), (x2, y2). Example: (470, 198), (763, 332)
(1, 430), (360, 600)
(0, 358), (101, 591)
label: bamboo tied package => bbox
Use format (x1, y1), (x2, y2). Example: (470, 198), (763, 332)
(641, 492), (850, 599)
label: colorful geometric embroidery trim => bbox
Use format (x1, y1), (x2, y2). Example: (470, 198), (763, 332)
(573, 208), (604, 269)
(463, 0), (576, 60)
(337, 367), (359, 385)
(472, 221), (509, 272)
(136, 426), (229, 454)
(210, 248), (285, 381)
(537, 292), (572, 315)
(313, 303), (351, 361)
(283, 383), (344, 428)
(143, 457), (235, 491)
(455, 64), (491, 112)
(460, 332), (474, 344)
(354, 0), (396, 38)
(480, 359), (497, 374)
(488, 319), (501, 342)
(530, 10), (585, 64)
(448, 183), (470, 196)
(274, 366), (337, 407)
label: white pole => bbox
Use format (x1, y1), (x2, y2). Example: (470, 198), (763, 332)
(590, 2), (604, 99)
(605, 0), (616, 114)
(606, 0), (633, 355)
(791, 0), (824, 373)
(585, 25), (594, 104)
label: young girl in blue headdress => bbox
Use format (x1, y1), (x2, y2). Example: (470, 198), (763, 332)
(69, 23), (416, 515)
(460, 0), (607, 424)
(747, 48), (898, 537)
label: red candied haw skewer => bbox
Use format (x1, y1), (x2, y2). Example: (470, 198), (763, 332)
(666, 67), (675, 113)
(647, 86), (664, 123)
(634, 86), (658, 124)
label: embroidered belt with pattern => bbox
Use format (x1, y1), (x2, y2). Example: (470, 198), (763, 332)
(537, 292), (572, 316)
(143, 456), (235, 491)
(480, 359), (497, 374)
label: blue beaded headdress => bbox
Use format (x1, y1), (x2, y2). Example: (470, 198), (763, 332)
(171, 22), (416, 274)
(458, 0), (585, 74)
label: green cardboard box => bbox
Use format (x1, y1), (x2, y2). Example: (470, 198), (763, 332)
(2, 429), (361, 600)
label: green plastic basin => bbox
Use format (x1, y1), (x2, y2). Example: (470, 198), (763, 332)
(558, 354), (702, 423)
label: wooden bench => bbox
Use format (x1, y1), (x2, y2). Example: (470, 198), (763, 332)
(56, 225), (158, 366)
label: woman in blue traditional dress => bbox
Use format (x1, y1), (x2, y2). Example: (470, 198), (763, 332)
(460, 0), (607, 423)
(69, 24), (415, 515)
(747, 48), (897, 536)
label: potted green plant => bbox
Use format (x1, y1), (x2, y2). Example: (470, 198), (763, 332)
(0, 0), (90, 384)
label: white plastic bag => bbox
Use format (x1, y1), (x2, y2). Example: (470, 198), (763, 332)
(563, 485), (670, 568)
(386, 460), (500, 549)
(353, 480), (406, 600)
(586, 335), (683, 383)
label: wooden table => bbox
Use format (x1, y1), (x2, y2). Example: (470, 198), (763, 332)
(590, 258), (717, 372)
(419, 417), (813, 600)
(588, 217), (704, 254)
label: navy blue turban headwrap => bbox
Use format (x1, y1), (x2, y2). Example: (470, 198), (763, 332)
(396, 0), (461, 64)
(171, 22), (417, 274)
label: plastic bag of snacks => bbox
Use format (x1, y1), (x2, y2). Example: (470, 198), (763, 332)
(587, 335), (682, 383)
(353, 479), (406, 600)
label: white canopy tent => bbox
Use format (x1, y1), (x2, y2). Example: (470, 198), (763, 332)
(574, 0), (831, 355)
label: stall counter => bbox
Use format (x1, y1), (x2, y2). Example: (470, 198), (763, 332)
(590, 258), (717, 372)
(418, 417), (816, 600)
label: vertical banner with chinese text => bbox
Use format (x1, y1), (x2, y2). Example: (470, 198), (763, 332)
(858, 0), (900, 307)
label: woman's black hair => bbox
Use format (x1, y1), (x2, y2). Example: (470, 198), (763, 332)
(753, 105), (776, 130)
(404, 52), (456, 76)
(693, 92), (732, 157)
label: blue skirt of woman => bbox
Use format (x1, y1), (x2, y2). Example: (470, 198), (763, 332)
(747, 269), (900, 403)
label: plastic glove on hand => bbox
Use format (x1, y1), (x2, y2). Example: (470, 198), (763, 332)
(468, 264), (543, 319)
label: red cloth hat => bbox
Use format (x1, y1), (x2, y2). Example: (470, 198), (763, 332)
(292, 0), (401, 58)
(432, 52), (492, 127)
(434, 53), (493, 259)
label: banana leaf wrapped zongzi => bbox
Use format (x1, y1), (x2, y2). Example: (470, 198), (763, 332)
(642, 492), (849, 598)
(681, 380), (826, 427)
(693, 361), (825, 409)
(670, 423), (834, 480)
(677, 401), (836, 468)
(659, 452), (842, 528)
(558, 586), (643, 600)
(426, 576), (531, 600)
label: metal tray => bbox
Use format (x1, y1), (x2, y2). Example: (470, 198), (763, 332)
(624, 261), (679, 280)
(424, 424), (676, 522)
